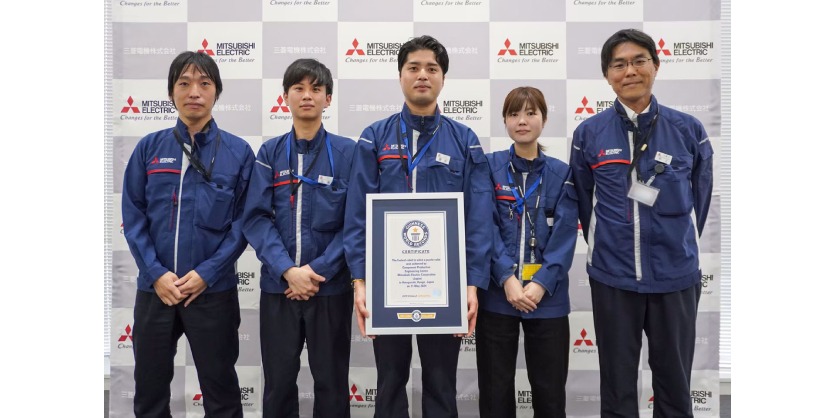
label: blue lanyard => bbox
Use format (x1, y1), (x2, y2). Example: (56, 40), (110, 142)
(506, 145), (541, 215)
(399, 115), (441, 175)
(285, 130), (334, 187)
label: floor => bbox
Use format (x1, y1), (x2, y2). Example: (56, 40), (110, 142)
(105, 391), (730, 417)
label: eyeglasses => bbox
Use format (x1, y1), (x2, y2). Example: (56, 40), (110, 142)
(608, 57), (652, 72)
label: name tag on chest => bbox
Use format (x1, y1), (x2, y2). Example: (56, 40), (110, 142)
(318, 175), (333, 185)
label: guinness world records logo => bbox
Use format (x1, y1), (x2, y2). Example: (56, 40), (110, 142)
(402, 220), (429, 247)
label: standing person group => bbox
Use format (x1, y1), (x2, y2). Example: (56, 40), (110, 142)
(121, 28), (712, 418)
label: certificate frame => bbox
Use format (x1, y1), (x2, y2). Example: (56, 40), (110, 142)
(365, 192), (467, 335)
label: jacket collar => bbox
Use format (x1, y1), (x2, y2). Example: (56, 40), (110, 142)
(291, 124), (326, 154)
(400, 103), (441, 134)
(613, 95), (658, 131)
(175, 118), (218, 147)
(509, 147), (546, 174)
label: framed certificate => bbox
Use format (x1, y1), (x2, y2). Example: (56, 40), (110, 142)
(365, 192), (467, 335)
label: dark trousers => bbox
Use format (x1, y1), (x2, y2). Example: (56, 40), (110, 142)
(590, 279), (701, 418)
(476, 310), (570, 418)
(133, 288), (242, 418)
(372, 334), (462, 418)
(260, 291), (353, 418)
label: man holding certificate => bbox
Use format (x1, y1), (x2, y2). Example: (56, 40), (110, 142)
(343, 35), (494, 418)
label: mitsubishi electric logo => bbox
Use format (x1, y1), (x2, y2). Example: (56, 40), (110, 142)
(237, 271), (256, 292)
(498, 38), (559, 56)
(269, 95), (292, 121)
(656, 36), (715, 60)
(118, 96), (176, 121)
(270, 96), (290, 113)
(346, 38), (365, 55)
(240, 387), (255, 406)
(349, 384), (363, 402)
(442, 98), (485, 122)
(574, 96), (608, 122)
(496, 37), (560, 63)
(657, 39), (671, 56)
(118, 325), (133, 342)
(575, 97), (594, 114)
(498, 38), (517, 56)
(597, 148), (623, 157)
(574, 328), (594, 346)
(117, 324), (134, 349)
(572, 328), (597, 354)
(574, 98), (614, 122)
(692, 390), (714, 412)
(121, 97), (140, 113)
(381, 143), (406, 151)
(198, 37), (257, 62)
(349, 383), (378, 407)
(198, 39), (215, 56)
(344, 37), (401, 64)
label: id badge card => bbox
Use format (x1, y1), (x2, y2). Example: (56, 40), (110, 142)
(317, 175), (333, 186)
(627, 182), (659, 206)
(521, 263), (542, 282)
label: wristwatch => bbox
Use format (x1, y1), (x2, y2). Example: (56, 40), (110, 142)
(351, 278), (365, 289)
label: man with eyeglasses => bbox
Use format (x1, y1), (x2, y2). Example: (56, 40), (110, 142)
(569, 29), (714, 418)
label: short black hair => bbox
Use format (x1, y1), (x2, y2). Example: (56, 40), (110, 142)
(282, 58), (334, 95)
(397, 35), (449, 75)
(167, 51), (222, 101)
(600, 29), (659, 77)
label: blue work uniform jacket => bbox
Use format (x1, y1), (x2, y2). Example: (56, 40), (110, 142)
(569, 96), (713, 293)
(484, 148), (579, 318)
(343, 104), (494, 289)
(122, 118), (255, 293)
(242, 126), (355, 296)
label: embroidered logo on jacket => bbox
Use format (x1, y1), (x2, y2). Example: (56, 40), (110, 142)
(597, 148), (623, 157)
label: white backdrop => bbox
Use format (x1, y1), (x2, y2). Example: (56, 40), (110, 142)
(105, 0), (725, 417)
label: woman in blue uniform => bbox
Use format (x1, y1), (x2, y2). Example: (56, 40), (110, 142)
(476, 86), (579, 418)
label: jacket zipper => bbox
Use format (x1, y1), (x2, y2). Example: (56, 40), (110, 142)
(169, 186), (177, 231)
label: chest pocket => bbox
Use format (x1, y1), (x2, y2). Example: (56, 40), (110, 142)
(312, 178), (348, 231)
(493, 192), (518, 250)
(378, 156), (407, 192)
(427, 157), (464, 190)
(649, 157), (693, 216)
(196, 173), (237, 232)
(592, 161), (631, 222)
(146, 171), (180, 209)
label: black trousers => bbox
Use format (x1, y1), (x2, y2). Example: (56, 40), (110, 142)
(372, 334), (462, 418)
(260, 291), (353, 418)
(590, 279), (701, 418)
(476, 309), (570, 418)
(133, 288), (242, 418)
